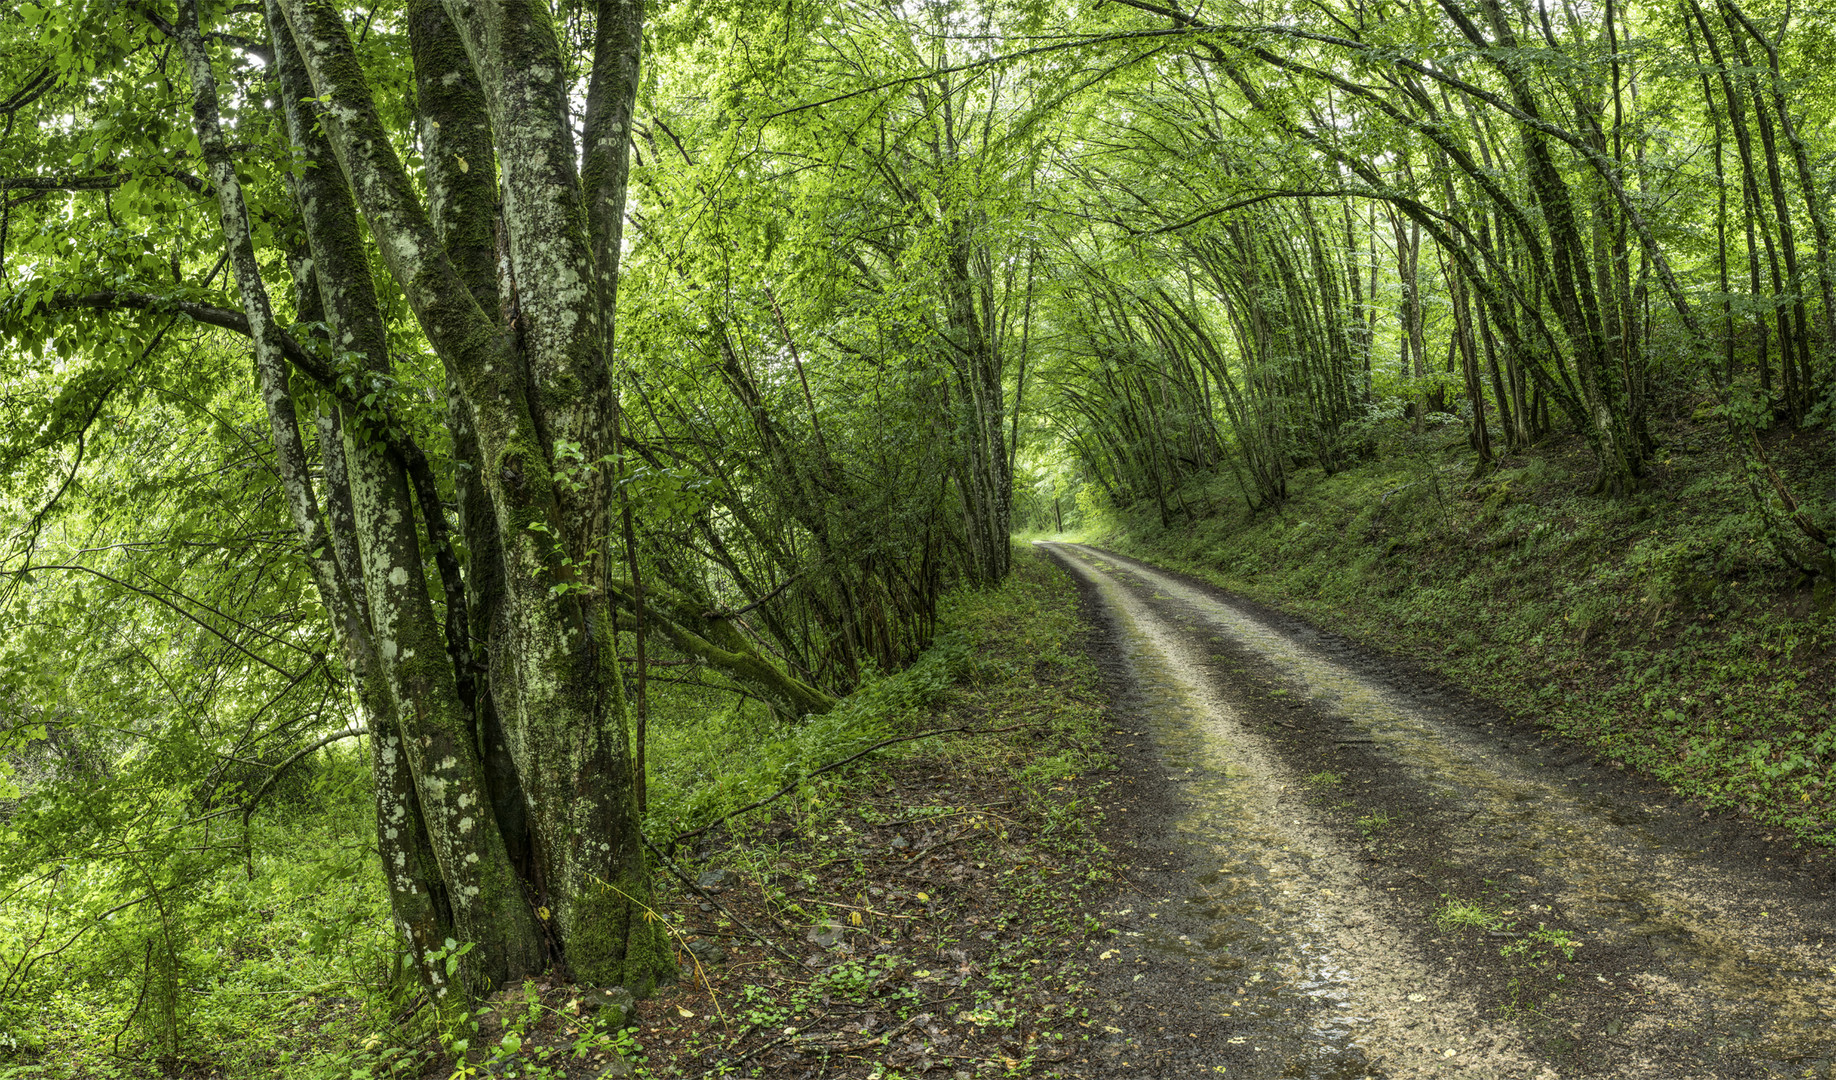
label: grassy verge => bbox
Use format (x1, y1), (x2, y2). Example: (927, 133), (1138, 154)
(614, 547), (1120, 1079)
(1088, 421), (1835, 847)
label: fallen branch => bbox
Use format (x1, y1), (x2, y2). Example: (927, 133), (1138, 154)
(640, 834), (803, 966)
(665, 723), (1033, 855)
(699, 1033), (794, 1079)
(878, 800), (1014, 828)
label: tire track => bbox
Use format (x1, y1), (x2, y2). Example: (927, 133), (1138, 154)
(1042, 541), (1836, 1079)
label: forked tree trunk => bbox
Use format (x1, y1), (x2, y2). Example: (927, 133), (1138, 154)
(176, 0), (671, 998)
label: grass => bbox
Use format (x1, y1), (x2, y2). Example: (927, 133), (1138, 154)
(0, 546), (1118, 1079)
(1434, 895), (1581, 972)
(1088, 419), (1836, 847)
(1499, 924), (1581, 967)
(1433, 897), (1505, 933)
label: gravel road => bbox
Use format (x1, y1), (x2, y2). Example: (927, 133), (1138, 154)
(1040, 541), (1836, 1080)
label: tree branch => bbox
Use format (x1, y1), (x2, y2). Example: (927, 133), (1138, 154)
(50, 291), (328, 379)
(0, 168), (208, 196)
(5, 563), (302, 679)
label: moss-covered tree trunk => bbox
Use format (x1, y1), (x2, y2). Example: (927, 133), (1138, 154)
(174, 0), (670, 998)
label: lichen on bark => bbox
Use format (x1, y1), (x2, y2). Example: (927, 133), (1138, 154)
(260, 0), (672, 998)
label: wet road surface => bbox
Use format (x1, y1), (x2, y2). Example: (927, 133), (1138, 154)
(1042, 542), (1836, 1079)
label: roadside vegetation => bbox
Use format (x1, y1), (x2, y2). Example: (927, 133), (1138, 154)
(1084, 421), (1836, 847)
(0, 550), (1121, 1078)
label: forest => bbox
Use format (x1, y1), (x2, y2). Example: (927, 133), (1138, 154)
(0, 0), (1832, 1073)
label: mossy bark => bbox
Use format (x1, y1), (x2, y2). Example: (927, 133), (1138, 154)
(172, 0), (680, 996)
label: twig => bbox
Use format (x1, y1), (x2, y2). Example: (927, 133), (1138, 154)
(910, 833), (976, 858)
(699, 1033), (794, 1078)
(878, 801), (1015, 828)
(641, 834), (803, 966)
(704, 575), (798, 620)
(111, 940), (153, 1058)
(804, 900), (917, 920)
(595, 877), (723, 1019)
(391, 993), (428, 1026)
(242, 720), (365, 878)
(828, 1011), (927, 1053)
(666, 723), (1032, 855)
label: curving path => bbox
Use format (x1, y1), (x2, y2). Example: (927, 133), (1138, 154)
(1041, 541), (1836, 1080)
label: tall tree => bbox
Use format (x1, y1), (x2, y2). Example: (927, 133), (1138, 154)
(4, 0), (669, 997)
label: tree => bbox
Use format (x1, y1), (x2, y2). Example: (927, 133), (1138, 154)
(3, 0), (668, 998)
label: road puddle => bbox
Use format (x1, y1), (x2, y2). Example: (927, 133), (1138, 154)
(1042, 542), (1836, 1078)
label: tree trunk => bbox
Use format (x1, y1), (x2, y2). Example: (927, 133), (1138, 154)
(177, 0), (673, 997)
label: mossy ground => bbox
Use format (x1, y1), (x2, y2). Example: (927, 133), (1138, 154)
(1087, 419), (1836, 847)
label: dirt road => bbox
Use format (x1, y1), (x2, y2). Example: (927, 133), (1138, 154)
(1042, 542), (1836, 1079)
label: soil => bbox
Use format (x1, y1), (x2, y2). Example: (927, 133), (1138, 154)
(437, 543), (1836, 1079)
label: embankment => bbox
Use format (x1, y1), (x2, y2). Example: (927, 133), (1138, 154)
(1088, 424), (1835, 846)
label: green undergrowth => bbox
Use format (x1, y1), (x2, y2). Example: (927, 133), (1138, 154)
(644, 546), (1110, 845)
(1090, 421), (1836, 847)
(0, 548), (1113, 1079)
